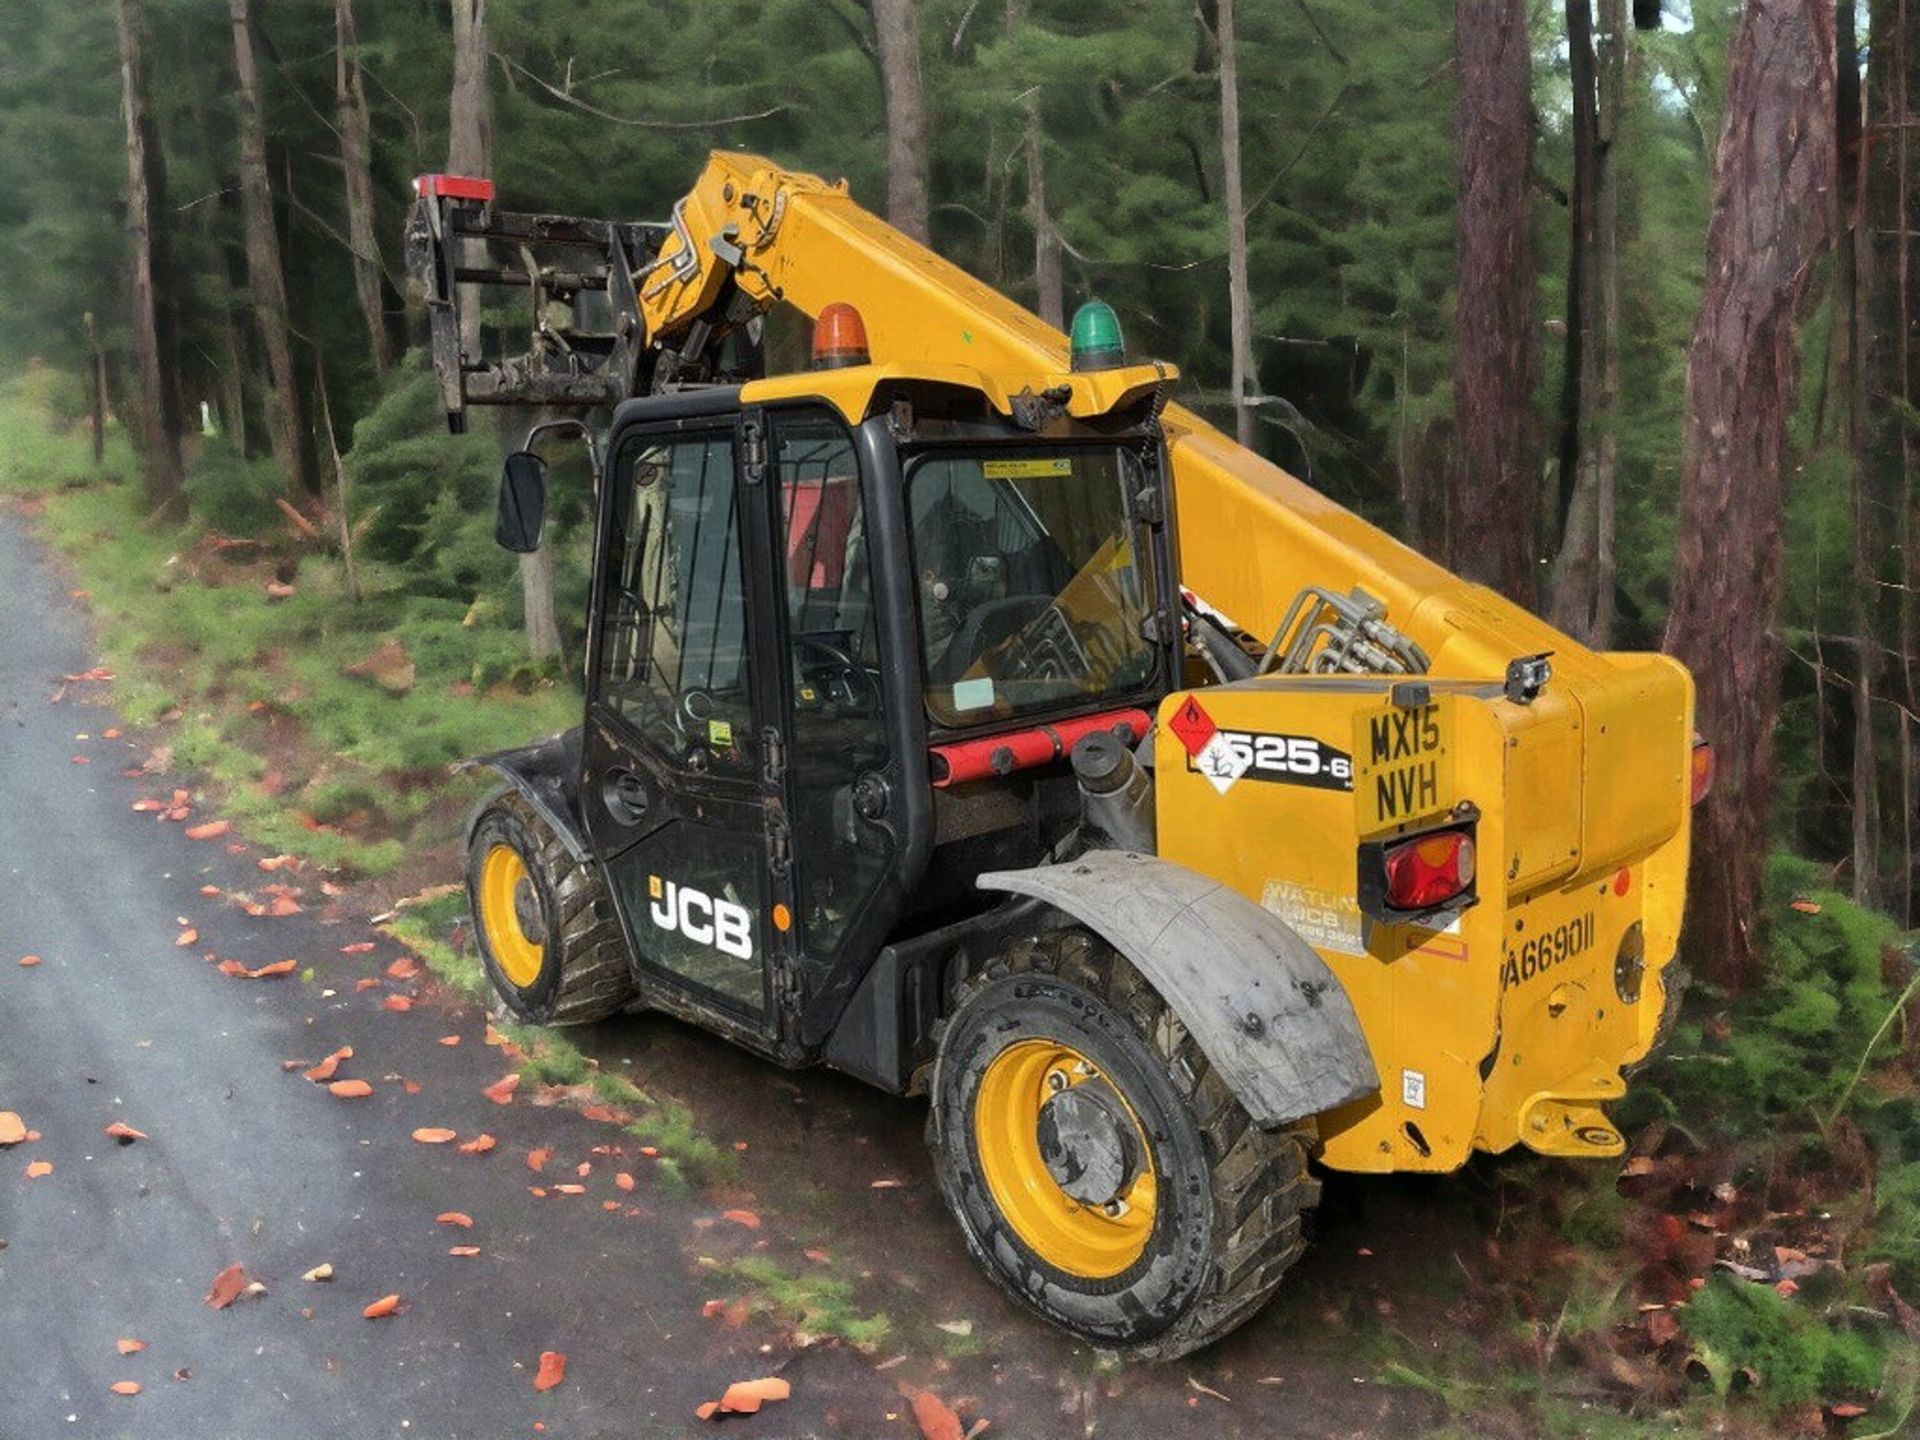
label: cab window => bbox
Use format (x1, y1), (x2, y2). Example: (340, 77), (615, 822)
(907, 448), (1159, 727)
(596, 431), (756, 773)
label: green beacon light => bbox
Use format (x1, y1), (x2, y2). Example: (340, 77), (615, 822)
(1068, 300), (1125, 373)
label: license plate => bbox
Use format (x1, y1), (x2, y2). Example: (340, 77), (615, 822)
(1352, 694), (1457, 833)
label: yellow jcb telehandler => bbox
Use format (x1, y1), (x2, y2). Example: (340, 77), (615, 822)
(405, 153), (1707, 1358)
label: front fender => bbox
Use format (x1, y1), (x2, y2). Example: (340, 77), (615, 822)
(459, 729), (590, 863)
(978, 850), (1379, 1128)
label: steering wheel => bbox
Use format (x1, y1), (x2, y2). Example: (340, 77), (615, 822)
(793, 634), (883, 715)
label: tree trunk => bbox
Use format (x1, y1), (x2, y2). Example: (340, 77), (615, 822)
(448, 0), (490, 363)
(1663, 0), (1835, 992)
(1025, 98), (1063, 328)
(1592, 0), (1623, 644)
(868, 0), (931, 243)
(1448, 0), (1538, 604)
(85, 311), (106, 466)
(1217, 0), (1258, 451)
(113, 0), (183, 518)
(1838, 0), (1881, 908)
(229, 0), (308, 494)
(335, 0), (392, 374)
(447, 0), (561, 663)
(1551, 0), (1625, 644)
(1891, 0), (1917, 926)
(1002, 0), (1062, 326)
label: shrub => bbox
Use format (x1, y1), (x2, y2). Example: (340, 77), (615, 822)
(1680, 1275), (1881, 1406)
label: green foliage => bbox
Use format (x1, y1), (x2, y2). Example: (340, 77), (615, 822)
(1680, 1274), (1882, 1406)
(182, 442), (286, 536)
(1644, 853), (1914, 1126)
(0, 373), (133, 492)
(720, 1255), (892, 1350)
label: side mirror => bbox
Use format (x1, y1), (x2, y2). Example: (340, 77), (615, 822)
(496, 450), (548, 553)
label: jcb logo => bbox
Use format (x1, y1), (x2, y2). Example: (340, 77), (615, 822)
(648, 876), (753, 961)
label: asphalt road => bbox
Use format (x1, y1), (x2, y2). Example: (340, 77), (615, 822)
(0, 508), (1454, 1440)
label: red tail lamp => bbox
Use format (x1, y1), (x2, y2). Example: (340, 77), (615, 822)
(812, 303), (871, 369)
(1383, 831), (1477, 911)
(1690, 737), (1715, 806)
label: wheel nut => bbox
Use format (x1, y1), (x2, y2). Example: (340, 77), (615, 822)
(1046, 1069), (1069, 1093)
(1102, 1199), (1128, 1218)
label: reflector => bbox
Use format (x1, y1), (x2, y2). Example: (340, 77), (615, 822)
(1690, 740), (1714, 806)
(1384, 831), (1476, 910)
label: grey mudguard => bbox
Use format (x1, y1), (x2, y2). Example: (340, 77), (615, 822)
(978, 849), (1380, 1128)
(459, 729), (590, 863)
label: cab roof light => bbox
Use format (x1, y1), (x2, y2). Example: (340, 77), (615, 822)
(1069, 300), (1125, 373)
(812, 302), (871, 370)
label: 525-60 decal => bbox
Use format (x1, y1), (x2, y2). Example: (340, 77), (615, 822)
(1190, 730), (1354, 794)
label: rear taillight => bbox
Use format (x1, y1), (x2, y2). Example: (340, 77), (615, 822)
(1690, 738), (1714, 806)
(1383, 831), (1477, 910)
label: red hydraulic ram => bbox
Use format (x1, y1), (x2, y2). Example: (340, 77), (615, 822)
(928, 708), (1152, 789)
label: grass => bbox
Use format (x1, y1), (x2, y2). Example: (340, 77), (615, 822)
(0, 374), (577, 880)
(716, 1254), (893, 1351)
(383, 910), (489, 1002)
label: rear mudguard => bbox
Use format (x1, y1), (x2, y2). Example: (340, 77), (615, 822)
(460, 729), (590, 863)
(978, 849), (1379, 1129)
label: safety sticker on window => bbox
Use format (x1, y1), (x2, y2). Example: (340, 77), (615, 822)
(982, 457), (1073, 480)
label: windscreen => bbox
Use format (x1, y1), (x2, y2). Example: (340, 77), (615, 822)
(907, 447), (1159, 727)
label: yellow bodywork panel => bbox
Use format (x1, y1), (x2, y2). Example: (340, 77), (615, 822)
(637, 151), (1698, 1173)
(1153, 670), (1691, 1174)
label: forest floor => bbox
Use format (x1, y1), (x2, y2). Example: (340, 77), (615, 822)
(3, 394), (1917, 1439)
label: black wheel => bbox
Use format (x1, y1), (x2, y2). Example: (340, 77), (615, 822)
(467, 790), (635, 1025)
(928, 931), (1318, 1359)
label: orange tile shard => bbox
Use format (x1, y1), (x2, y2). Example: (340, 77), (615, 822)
(482, 1074), (519, 1105)
(907, 1388), (966, 1440)
(533, 1351), (567, 1392)
(697, 1376), (791, 1420)
(205, 1264), (248, 1309)
(304, 1047), (352, 1082)
(362, 1293), (402, 1319)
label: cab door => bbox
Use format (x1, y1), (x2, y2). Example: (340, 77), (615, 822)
(580, 409), (792, 1038)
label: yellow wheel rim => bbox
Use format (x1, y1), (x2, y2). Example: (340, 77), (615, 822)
(478, 844), (545, 989)
(973, 1038), (1158, 1279)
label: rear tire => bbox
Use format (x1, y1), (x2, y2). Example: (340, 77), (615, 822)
(467, 790), (635, 1026)
(928, 930), (1318, 1359)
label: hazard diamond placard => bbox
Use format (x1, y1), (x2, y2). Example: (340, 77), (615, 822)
(1167, 694), (1217, 757)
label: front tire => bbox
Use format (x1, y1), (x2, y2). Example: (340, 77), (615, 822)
(467, 790), (634, 1025)
(929, 932), (1318, 1359)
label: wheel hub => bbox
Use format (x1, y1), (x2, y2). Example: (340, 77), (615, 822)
(1036, 1077), (1138, 1207)
(513, 876), (546, 944)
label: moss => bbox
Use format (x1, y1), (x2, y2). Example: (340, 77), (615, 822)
(383, 912), (489, 1002)
(719, 1255), (892, 1350)
(1681, 1274), (1883, 1406)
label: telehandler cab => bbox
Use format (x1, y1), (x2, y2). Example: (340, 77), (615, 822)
(406, 154), (1706, 1358)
